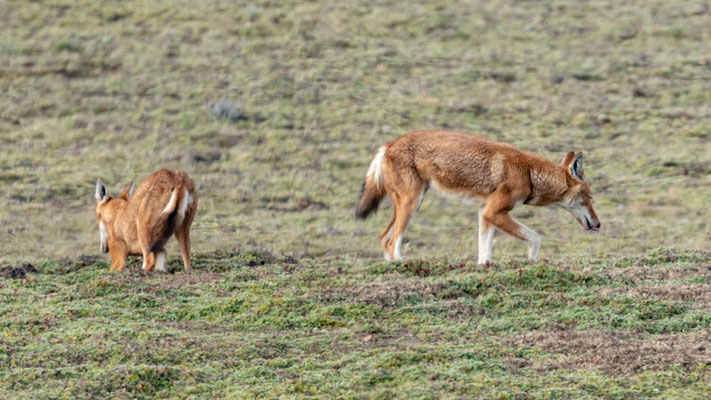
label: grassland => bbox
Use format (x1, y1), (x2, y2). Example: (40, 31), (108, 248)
(1, 248), (711, 398)
(1, 0), (710, 398)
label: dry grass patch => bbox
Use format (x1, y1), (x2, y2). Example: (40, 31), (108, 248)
(511, 328), (711, 375)
(608, 265), (711, 282)
(599, 284), (711, 303)
(320, 278), (442, 307)
(153, 272), (224, 290)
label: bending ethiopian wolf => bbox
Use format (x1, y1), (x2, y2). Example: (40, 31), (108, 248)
(94, 169), (197, 272)
(355, 131), (600, 264)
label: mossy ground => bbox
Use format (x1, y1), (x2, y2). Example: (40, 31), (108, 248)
(1, 249), (711, 399)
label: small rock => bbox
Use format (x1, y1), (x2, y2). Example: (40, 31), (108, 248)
(207, 100), (246, 122)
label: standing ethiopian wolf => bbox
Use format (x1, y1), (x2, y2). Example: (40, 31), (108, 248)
(94, 169), (197, 272)
(355, 131), (600, 264)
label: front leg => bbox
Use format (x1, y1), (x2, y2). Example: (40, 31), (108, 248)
(480, 193), (541, 263)
(516, 217), (541, 261)
(108, 240), (128, 271)
(488, 212), (540, 262)
(478, 205), (495, 265)
(141, 252), (156, 271)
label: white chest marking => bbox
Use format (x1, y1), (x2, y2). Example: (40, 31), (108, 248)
(99, 221), (108, 246)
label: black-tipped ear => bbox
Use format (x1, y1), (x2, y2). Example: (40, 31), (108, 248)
(95, 179), (109, 202)
(570, 152), (584, 181)
(119, 182), (135, 200)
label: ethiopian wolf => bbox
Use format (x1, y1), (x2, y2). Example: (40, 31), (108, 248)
(94, 169), (197, 272)
(355, 131), (600, 264)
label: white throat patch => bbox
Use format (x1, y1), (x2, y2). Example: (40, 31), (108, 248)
(99, 221), (108, 252)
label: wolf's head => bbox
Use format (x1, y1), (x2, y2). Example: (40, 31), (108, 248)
(559, 151), (601, 232)
(94, 180), (134, 253)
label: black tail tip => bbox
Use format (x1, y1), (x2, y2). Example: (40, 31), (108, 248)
(355, 180), (384, 220)
(355, 199), (379, 220)
(355, 208), (369, 220)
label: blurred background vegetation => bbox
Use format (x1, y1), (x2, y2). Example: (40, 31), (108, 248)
(2, 2), (711, 398)
(1, 0), (709, 264)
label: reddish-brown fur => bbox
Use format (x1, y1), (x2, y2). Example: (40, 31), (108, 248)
(94, 169), (197, 272)
(356, 130), (600, 263)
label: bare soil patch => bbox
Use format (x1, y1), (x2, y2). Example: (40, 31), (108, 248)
(0, 263), (38, 279)
(271, 197), (329, 213)
(603, 250), (711, 282)
(608, 265), (711, 282)
(510, 328), (711, 375)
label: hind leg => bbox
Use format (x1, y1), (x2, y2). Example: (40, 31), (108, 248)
(381, 157), (427, 261)
(386, 185), (425, 261)
(155, 249), (168, 272)
(175, 227), (192, 272)
(175, 204), (195, 272)
(379, 211), (396, 261)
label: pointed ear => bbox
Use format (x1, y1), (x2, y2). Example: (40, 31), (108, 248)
(118, 182), (134, 200)
(95, 179), (109, 202)
(561, 151), (576, 166)
(570, 152), (584, 181)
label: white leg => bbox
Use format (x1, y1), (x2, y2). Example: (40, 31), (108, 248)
(393, 235), (403, 261)
(513, 218), (541, 261)
(478, 226), (495, 265)
(478, 207), (495, 265)
(156, 251), (168, 272)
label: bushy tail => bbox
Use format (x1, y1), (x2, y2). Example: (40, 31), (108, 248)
(355, 146), (387, 219)
(148, 185), (184, 253)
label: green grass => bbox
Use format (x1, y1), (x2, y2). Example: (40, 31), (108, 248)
(1, 248), (710, 399)
(1, 0), (711, 398)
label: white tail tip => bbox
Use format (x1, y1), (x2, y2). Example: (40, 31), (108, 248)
(162, 188), (179, 215)
(366, 146), (386, 187)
